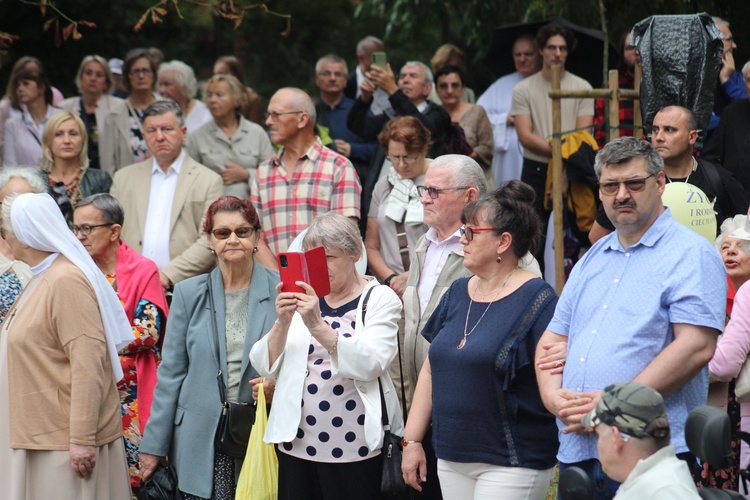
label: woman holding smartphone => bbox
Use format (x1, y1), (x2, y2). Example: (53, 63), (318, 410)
(401, 181), (559, 499)
(250, 213), (403, 500)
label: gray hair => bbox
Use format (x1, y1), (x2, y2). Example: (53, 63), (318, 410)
(76, 193), (124, 226)
(712, 17), (729, 28)
(403, 61), (434, 84)
(0, 167), (48, 195)
(594, 136), (663, 179)
(276, 87), (316, 124)
(143, 99), (185, 127)
(356, 36), (384, 56)
(315, 54), (348, 75)
(742, 61), (750, 78)
(715, 214), (750, 255)
(430, 154), (488, 195)
(158, 60), (198, 99)
(74, 55), (113, 94)
(302, 212), (362, 259)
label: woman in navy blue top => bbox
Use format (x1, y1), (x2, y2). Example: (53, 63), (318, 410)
(401, 180), (559, 499)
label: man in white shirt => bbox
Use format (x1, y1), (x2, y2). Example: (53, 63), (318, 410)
(583, 381), (701, 499)
(344, 36), (391, 115)
(110, 99), (222, 289)
(477, 34), (541, 186)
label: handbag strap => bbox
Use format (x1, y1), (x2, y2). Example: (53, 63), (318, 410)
(360, 284), (390, 431)
(394, 220), (411, 272)
(207, 276), (228, 403)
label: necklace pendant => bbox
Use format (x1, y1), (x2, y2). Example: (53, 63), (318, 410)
(457, 337), (466, 349)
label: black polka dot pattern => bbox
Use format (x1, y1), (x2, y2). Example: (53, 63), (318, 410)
(279, 293), (377, 463)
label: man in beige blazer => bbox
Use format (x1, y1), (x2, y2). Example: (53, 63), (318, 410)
(111, 99), (222, 289)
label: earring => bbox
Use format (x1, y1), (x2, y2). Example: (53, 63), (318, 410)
(253, 247), (258, 253)
(210, 248), (216, 255)
(497, 255), (502, 262)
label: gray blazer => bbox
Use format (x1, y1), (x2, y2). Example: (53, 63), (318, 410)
(140, 264), (278, 498)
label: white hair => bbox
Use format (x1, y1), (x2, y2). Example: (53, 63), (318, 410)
(158, 60), (198, 99)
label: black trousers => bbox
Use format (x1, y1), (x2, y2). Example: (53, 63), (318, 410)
(277, 448), (382, 500)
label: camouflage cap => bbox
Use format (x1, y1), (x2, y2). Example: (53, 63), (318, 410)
(582, 381), (670, 439)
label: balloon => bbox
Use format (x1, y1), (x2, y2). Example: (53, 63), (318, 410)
(661, 182), (716, 242)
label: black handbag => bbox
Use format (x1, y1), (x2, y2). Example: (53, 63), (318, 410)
(207, 277), (256, 458)
(138, 465), (183, 500)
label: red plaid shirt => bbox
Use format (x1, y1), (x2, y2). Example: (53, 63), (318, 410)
(251, 138), (361, 254)
(593, 70), (636, 147)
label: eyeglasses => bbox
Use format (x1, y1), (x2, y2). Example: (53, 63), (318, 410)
(72, 223), (114, 236)
(129, 68), (153, 76)
(460, 225), (503, 242)
(387, 155), (418, 165)
(598, 174), (655, 196)
(210, 227), (255, 240)
(264, 111), (304, 120)
(416, 185), (470, 199)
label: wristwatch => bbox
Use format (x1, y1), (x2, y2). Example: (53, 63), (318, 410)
(384, 273), (398, 287)
(401, 438), (421, 447)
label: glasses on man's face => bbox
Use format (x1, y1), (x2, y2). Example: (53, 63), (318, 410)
(211, 227), (255, 240)
(416, 185), (470, 199)
(129, 68), (153, 76)
(598, 174), (655, 196)
(72, 223), (114, 236)
(460, 225), (503, 242)
(387, 155), (418, 165)
(264, 111), (304, 121)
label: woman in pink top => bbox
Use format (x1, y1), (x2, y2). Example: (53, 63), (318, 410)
(710, 214), (750, 497)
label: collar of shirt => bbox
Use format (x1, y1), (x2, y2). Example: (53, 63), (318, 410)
(424, 226), (463, 256)
(21, 105), (58, 130)
(272, 137), (324, 169)
(416, 100), (429, 113)
(151, 149), (186, 177)
(605, 208), (672, 252)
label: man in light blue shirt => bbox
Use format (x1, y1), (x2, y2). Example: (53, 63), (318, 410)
(535, 136), (726, 499)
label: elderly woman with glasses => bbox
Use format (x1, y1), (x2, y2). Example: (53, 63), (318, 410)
(72, 193), (169, 496)
(40, 112), (112, 228)
(140, 196), (278, 499)
(59, 55), (124, 171)
(157, 60), (212, 137)
(402, 181), (559, 499)
(250, 212), (403, 500)
(100, 49), (160, 175)
(186, 74), (274, 198)
(365, 117), (431, 298)
(0, 192), (132, 499)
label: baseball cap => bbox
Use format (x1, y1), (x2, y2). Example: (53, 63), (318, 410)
(582, 381), (670, 439)
(109, 58), (124, 76)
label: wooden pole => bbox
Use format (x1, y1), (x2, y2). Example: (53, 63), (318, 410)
(607, 69), (620, 143)
(551, 65), (565, 294)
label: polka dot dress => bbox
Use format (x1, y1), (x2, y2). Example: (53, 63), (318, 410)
(279, 295), (379, 463)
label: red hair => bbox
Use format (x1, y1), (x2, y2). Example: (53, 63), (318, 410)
(203, 196), (261, 233)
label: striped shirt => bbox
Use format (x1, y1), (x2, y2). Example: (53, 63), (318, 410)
(251, 138), (361, 254)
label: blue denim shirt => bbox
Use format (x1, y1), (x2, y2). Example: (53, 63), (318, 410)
(548, 209), (726, 463)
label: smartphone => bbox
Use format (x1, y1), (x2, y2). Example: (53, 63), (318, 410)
(277, 246), (331, 297)
(372, 51), (387, 70)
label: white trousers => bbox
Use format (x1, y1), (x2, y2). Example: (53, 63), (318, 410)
(437, 459), (555, 500)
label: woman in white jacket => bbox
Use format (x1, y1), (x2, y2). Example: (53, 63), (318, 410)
(250, 212), (403, 500)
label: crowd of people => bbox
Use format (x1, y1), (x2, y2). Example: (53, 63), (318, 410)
(0, 15), (749, 500)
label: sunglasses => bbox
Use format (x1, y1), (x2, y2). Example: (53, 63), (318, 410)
(598, 174), (655, 196)
(210, 227), (255, 240)
(460, 225), (503, 242)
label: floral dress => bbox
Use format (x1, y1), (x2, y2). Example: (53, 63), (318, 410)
(0, 270), (22, 324)
(128, 107), (150, 163)
(107, 274), (162, 489)
(47, 171), (83, 229)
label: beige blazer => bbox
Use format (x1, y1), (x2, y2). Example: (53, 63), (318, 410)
(110, 154), (223, 285)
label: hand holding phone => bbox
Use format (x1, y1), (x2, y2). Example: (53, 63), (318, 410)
(277, 246), (331, 297)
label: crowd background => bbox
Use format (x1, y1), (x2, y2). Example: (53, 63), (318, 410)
(0, 0), (747, 101)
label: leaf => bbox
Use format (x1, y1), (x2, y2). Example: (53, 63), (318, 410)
(78, 20), (96, 28)
(233, 9), (244, 29)
(43, 17), (55, 33)
(151, 9), (161, 24)
(154, 7), (168, 16)
(72, 26), (83, 40)
(134, 10), (149, 32)
(280, 16), (291, 37)
(62, 22), (74, 41)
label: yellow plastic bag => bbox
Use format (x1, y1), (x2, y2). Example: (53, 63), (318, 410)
(235, 382), (278, 500)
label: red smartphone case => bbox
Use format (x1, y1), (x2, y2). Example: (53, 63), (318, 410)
(277, 246), (331, 297)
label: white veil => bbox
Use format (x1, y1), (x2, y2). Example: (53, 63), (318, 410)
(8, 193), (132, 381)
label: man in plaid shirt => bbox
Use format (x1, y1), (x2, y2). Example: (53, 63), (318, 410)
(251, 87), (362, 257)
